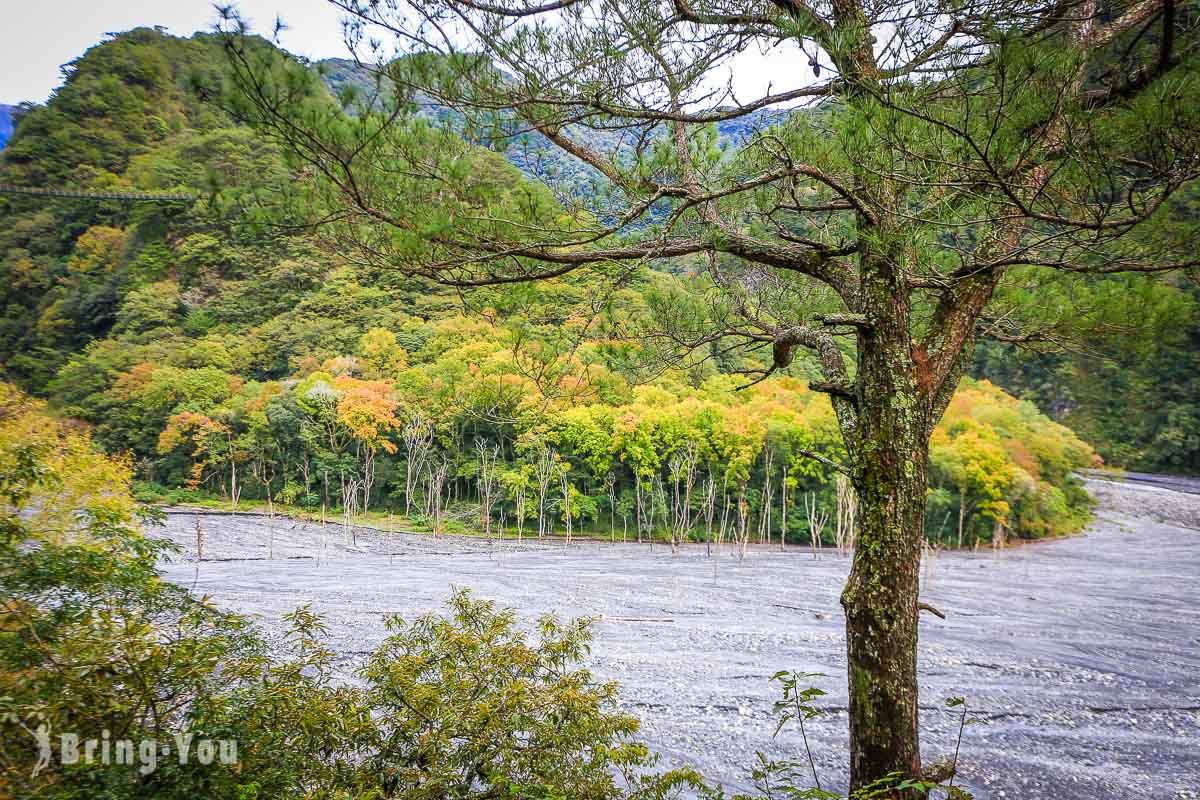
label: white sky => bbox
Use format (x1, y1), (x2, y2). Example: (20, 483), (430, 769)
(0, 0), (348, 104)
(0, 0), (798, 106)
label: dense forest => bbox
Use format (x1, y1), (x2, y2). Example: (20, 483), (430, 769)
(0, 26), (1191, 552)
(0, 28), (1089, 548)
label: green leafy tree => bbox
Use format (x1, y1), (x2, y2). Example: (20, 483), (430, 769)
(356, 326), (409, 379)
(360, 590), (696, 799)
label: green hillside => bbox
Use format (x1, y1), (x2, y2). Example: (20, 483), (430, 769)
(0, 26), (1185, 549)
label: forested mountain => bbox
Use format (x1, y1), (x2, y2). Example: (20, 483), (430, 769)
(314, 56), (790, 200)
(0, 25), (1188, 551)
(973, 281), (1200, 475)
(970, 187), (1200, 474)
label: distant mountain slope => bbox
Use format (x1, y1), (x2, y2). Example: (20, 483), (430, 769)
(0, 105), (15, 149)
(0, 28), (556, 389)
(313, 57), (792, 191)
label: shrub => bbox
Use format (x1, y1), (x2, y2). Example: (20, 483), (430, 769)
(0, 383), (697, 799)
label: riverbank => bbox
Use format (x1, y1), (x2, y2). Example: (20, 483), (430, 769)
(156, 478), (1200, 799)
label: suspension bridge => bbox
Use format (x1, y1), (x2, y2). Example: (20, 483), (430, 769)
(0, 183), (195, 202)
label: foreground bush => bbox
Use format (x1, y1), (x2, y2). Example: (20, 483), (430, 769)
(0, 385), (697, 799)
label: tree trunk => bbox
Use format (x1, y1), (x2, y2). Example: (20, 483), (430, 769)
(842, 448), (927, 793)
(229, 457), (240, 510)
(957, 487), (966, 549)
(840, 261), (930, 794)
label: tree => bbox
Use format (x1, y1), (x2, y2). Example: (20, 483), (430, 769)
(426, 455), (450, 536)
(401, 411), (435, 517)
(930, 420), (1015, 548)
(500, 463), (533, 540)
(357, 326), (408, 379)
(334, 374), (402, 513)
(158, 409), (246, 507)
(667, 440), (698, 554)
(0, 382), (701, 800)
(558, 467), (578, 543)
(223, 3), (1200, 790)
(475, 436), (502, 537)
(530, 442), (557, 538)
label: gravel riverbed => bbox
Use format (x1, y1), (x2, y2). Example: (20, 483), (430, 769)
(157, 477), (1200, 799)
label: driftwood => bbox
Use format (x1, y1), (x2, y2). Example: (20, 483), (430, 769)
(918, 602), (946, 620)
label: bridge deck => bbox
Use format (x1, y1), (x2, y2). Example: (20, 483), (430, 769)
(0, 183), (195, 202)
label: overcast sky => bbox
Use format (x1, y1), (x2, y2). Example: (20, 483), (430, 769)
(1, 0), (348, 104)
(1, 0), (798, 106)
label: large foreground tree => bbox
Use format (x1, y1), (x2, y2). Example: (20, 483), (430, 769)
(221, 0), (1199, 791)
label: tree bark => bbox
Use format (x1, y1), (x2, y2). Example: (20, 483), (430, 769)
(842, 439), (927, 793)
(840, 257), (930, 794)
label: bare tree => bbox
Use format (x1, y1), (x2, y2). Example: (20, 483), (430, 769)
(401, 413), (433, 517)
(252, 455), (277, 559)
(921, 539), (943, 590)
(426, 457), (450, 538)
(533, 446), (555, 539)
(650, 475), (668, 545)
(805, 492), (829, 561)
(359, 441), (377, 514)
(757, 448), (775, 546)
(668, 442), (698, 554)
(318, 502), (329, 567)
(512, 476), (528, 543)
(226, 431), (241, 511)
(475, 437), (502, 538)
(194, 514), (204, 562)
(957, 487), (974, 550)
(780, 464), (790, 552)
(835, 474), (858, 558)
(341, 473), (362, 546)
(735, 493), (751, 562)
(701, 472), (717, 556)
(298, 450), (312, 500)
(634, 473), (648, 544)
(716, 475), (732, 555)
(558, 469), (574, 545)
(603, 472), (617, 542)
(616, 489), (631, 542)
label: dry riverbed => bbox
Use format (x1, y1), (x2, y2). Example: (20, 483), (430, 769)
(157, 477), (1200, 800)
